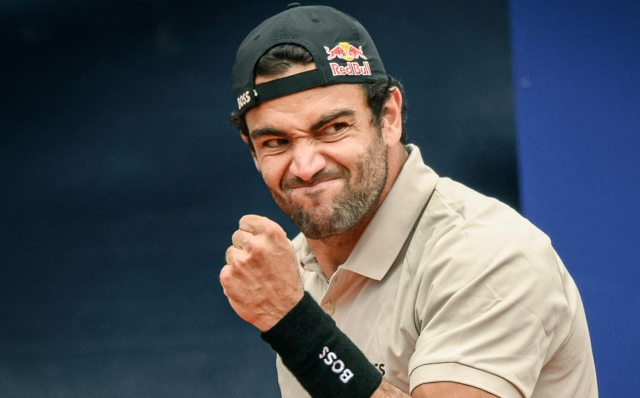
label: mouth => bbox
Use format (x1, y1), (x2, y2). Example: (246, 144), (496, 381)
(287, 178), (342, 195)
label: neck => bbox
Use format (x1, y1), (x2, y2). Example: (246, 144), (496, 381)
(306, 144), (408, 278)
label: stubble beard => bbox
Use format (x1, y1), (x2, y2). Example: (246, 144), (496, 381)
(267, 133), (388, 240)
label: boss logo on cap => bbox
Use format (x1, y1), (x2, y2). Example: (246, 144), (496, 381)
(237, 90), (251, 110)
(324, 42), (371, 77)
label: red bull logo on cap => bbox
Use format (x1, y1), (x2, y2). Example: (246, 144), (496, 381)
(324, 42), (368, 62)
(324, 42), (371, 77)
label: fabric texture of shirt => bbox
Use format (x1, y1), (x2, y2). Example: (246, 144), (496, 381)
(276, 144), (598, 398)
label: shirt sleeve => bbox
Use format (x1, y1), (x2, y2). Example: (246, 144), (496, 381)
(408, 216), (571, 398)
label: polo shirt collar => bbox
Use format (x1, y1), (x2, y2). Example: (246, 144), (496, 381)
(299, 144), (439, 281)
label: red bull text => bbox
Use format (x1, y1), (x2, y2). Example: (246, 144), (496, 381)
(330, 61), (371, 76)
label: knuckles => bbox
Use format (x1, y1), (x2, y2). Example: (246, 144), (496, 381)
(219, 264), (233, 288)
(261, 221), (276, 237)
(225, 246), (235, 264)
(225, 237), (266, 269)
(227, 215), (295, 272)
(231, 229), (244, 246)
(262, 220), (285, 240)
(238, 215), (285, 241)
(240, 236), (257, 254)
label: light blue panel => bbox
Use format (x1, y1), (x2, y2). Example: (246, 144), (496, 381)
(510, 0), (640, 395)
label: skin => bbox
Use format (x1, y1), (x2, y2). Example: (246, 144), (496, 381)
(220, 64), (499, 398)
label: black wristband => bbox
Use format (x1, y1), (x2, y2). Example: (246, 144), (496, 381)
(261, 292), (382, 398)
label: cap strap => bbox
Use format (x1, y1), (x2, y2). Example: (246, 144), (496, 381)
(253, 69), (324, 105)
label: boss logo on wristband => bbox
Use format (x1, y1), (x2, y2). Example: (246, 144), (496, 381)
(319, 346), (355, 383)
(262, 292), (382, 397)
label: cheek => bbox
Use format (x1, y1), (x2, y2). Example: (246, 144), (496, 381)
(257, 156), (289, 189)
(326, 141), (369, 171)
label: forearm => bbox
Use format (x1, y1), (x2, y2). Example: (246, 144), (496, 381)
(372, 381), (411, 397)
(374, 381), (502, 398)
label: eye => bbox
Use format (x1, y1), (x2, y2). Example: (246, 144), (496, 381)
(262, 138), (289, 148)
(324, 122), (349, 136)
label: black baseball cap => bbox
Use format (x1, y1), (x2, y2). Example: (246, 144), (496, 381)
(231, 3), (387, 116)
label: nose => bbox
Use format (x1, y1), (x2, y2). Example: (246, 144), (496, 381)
(289, 142), (326, 181)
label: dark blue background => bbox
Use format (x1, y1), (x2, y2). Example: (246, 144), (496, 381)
(0, 1), (517, 396)
(2, 0), (635, 396)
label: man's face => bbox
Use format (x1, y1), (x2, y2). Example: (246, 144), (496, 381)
(244, 66), (389, 240)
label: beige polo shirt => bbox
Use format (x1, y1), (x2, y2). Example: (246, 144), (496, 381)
(276, 145), (598, 398)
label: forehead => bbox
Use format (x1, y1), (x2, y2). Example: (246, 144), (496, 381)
(245, 83), (369, 132)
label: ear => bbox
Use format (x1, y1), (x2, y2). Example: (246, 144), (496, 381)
(241, 133), (260, 171)
(381, 88), (403, 147)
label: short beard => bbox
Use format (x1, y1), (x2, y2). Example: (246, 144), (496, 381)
(268, 131), (388, 240)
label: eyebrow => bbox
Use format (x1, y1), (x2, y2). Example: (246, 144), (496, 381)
(248, 108), (356, 141)
(310, 109), (355, 132)
(249, 127), (287, 141)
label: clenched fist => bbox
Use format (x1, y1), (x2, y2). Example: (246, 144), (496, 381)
(220, 215), (304, 332)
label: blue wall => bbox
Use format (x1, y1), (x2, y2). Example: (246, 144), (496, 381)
(510, 1), (640, 395)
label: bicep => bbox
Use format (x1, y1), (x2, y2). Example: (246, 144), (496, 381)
(412, 382), (499, 398)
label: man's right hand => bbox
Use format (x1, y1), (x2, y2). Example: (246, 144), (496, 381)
(220, 214), (304, 332)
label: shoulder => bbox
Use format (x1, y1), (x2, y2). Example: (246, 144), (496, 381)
(411, 177), (571, 328)
(407, 178), (589, 398)
(422, 177), (554, 271)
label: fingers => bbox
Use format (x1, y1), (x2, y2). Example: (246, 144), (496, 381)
(219, 263), (242, 302)
(231, 229), (254, 249)
(219, 263), (232, 294)
(225, 245), (235, 265)
(238, 214), (265, 235)
(225, 244), (254, 267)
(239, 214), (284, 238)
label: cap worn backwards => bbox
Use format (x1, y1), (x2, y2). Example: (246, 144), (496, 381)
(232, 4), (387, 116)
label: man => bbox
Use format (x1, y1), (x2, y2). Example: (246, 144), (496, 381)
(220, 4), (597, 398)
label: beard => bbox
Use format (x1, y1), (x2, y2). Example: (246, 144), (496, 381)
(266, 131), (388, 240)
